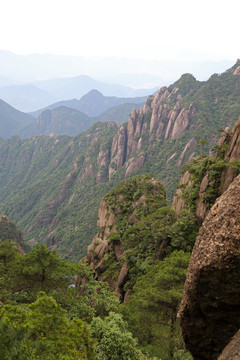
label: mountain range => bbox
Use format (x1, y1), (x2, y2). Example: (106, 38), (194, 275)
(0, 50), (234, 112)
(30, 89), (146, 118)
(0, 73), (156, 112)
(0, 61), (240, 260)
(0, 50), (232, 85)
(0, 90), (145, 138)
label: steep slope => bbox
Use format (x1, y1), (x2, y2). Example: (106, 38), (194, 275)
(0, 215), (26, 252)
(173, 117), (240, 225)
(0, 123), (118, 260)
(19, 107), (94, 137)
(77, 175), (172, 301)
(179, 173), (240, 360)
(0, 62), (240, 259)
(96, 103), (142, 124)
(0, 215), (23, 244)
(0, 99), (35, 138)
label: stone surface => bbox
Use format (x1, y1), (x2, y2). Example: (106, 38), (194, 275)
(179, 174), (240, 360)
(172, 171), (192, 213)
(218, 330), (240, 360)
(78, 177), (163, 300)
(177, 138), (197, 167)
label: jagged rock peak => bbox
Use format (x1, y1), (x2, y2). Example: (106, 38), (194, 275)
(173, 117), (240, 224)
(77, 175), (167, 301)
(179, 173), (240, 360)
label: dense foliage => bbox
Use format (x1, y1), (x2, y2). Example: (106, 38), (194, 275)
(123, 251), (191, 359)
(179, 153), (240, 212)
(0, 240), (173, 360)
(95, 175), (197, 295)
(0, 173), (196, 359)
(0, 64), (240, 260)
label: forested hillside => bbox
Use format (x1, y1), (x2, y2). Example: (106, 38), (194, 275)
(0, 176), (194, 359)
(0, 62), (240, 260)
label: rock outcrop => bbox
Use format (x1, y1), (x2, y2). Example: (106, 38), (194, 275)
(77, 175), (168, 301)
(108, 86), (196, 180)
(217, 330), (240, 360)
(179, 174), (240, 360)
(173, 118), (240, 225)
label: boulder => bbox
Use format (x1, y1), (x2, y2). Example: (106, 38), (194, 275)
(179, 174), (240, 360)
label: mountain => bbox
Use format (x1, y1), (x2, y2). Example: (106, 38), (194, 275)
(0, 84), (57, 112)
(0, 62), (240, 260)
(96, 103), (142, 124)
(180, 174), (240, 360)
(0, 99), (35, 138)
(0, 91), (144, 139)
(77, 174), (189, 301)
(19, 107), (94, 138)
(0, 50), (233, 85)
(30, 89), (146, 118)
(175, 119), (240, 359)
(33, 75), (157, 100)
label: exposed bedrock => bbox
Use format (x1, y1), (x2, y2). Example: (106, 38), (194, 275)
(179, 174), (240, 360)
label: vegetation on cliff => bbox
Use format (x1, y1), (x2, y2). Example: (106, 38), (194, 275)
(174, 118), (240, 224)
(0, 236), (162, 359)
(0, 63), (240, 260)
(0, 172), (197, 359)
(78, 174), (197, 359)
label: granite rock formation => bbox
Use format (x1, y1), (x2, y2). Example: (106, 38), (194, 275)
(173, 117), (240, 225)
(179, 174), (240, 360)
(77, 176), (167, 301)
(217, 330), (240, 360)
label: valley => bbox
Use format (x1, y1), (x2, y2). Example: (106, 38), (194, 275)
(1, 60), (240, 360)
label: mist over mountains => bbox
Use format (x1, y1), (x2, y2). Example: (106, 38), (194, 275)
(0, 90), (145, 138)
(0, 51), (233, 112)
(0, 50), (232, 85)
(1, 60), (240, 261)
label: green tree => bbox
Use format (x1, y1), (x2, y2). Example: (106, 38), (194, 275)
(170, 209), (199, 252)
(198, 139), (208, 157)
(68, 262), (119, 322)
(15, 243), (76, 296)
(91, 312), (138, 360)
(0, 240), (21, 302)
(0, 292), (96, 360)
(123, 251), (190, 359)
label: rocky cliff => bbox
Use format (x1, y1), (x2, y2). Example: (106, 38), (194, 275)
(1, 62), (240, 259)
(77, 175), (171, 301)
(173, 117), (240, 225)
(108, 86), (196, 182)
(179, 173), (240, 360)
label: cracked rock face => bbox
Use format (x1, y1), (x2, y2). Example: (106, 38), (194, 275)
(179, 174), (240, 360)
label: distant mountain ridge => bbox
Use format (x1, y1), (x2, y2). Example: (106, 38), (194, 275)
(19, 107), (94, 138)
(0, 62), (240, 260)
(0, 50), (233, 85)
(0, 90), (145, 138)
(0, 99), (35, 138)
(0, 73), (154, 112)
(32, 75), (156, 102)
(30, 89), (146, 118)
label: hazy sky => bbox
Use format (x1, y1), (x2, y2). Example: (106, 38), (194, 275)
(1, 0), (239, 61)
